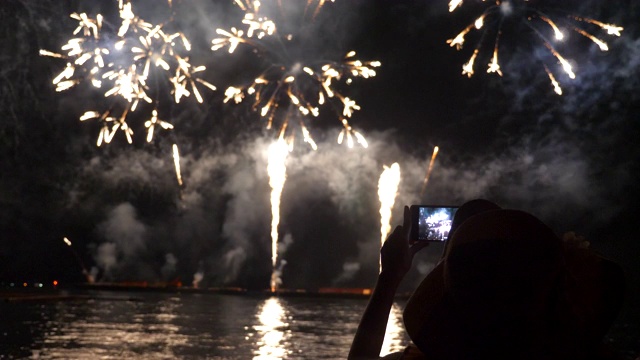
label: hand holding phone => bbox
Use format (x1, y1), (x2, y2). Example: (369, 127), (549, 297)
(409, 205), (459, 242)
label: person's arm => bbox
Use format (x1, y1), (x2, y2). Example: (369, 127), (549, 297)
(348, 206), (429, 360)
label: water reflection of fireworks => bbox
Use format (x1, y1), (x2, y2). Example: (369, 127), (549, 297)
(447, 0), (622, 95)
(213, 0), (380, 149)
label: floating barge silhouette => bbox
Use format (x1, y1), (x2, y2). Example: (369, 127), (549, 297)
(74, 281), (380, 299)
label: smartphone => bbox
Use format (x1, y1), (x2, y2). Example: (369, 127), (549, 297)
(410, 205), (459, 242)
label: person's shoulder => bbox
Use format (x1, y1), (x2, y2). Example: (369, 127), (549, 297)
(379, 352), (405, 360)
(392, 344), (427, 360)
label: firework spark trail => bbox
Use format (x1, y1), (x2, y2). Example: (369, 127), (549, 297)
(267, 138), (289, 291)
(446, 0), (623, 95)
(544, 65), (562, 95)
(573, 16), (624, 37)
(378, 163), (401, 271)
(40, 0), (215, 146)
(213, 1), (379, 150)
(145, 110), (174, 143)
(63, 237), (95, 283)
(172, 144), (184, 187)
(420, 146), (439, 197)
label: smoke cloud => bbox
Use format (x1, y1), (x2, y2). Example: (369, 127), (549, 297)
(161, 253), (178, 280)
(72, 117), (632, 289)
(93, 202), (147, 280)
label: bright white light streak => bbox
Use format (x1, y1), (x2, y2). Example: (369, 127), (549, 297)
(172, 144), (183, 187)
(267, 138), (289, 291)
(378, 163), (401, 271)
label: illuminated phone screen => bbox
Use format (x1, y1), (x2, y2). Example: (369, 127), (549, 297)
(416, 206), (458, 241)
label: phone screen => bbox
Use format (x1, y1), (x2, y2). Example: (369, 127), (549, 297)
(412, 206), (459, 242)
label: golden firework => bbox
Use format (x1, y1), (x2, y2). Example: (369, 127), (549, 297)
(41, 0), (216, 146)
(212, 0), (378, 150)
(447, 0), (622, 95)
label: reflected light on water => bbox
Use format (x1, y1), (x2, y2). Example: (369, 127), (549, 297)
(380, 303), (405, 356)
(253, 297), (291, 359)
(2, 293), (417, 358)
(40, 297), (189, 358)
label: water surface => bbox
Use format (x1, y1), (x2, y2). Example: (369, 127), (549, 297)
(1, 290), (637, 359)
(0, 291), (408, 359)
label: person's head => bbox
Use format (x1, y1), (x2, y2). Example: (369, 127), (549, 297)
(403, 202), (624, 359)
(443, 199), (501, 258)
(449, 199), (502, 235)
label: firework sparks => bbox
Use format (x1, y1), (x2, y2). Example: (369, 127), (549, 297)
(542, 42), (575, 79)
(378, 163), (401, 271)
(145, 110), (174, 143)
(62, 237), (94, 283)
(80, 108), (142, 146)
(420, 146), (439, 197)
(306, 0), (337, 19)
(212, 1), (379, 149)
(574, 16), (623, 37)
(446, 1), (622, 94)
(448, 0), (463, 13)
(41, 0), (216, 146)
(172, 144), (184, 187)
(337, 118), (368, 149)
(572, 27), (609, 51)
(462, 49), (479, 78)
(39, 13), (110, 93)
(267, 138), (289, 291)
(487, 44), (502, 76)
(85, 106), (136, 144)
(544, 65), (562, 95)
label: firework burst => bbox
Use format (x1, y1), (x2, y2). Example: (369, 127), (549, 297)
(446, 0), (623, 95)
(213, 0), (380, 150)
(41, 0), (216, 146)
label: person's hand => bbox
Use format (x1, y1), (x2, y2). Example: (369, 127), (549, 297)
(380, 206), (430, 283)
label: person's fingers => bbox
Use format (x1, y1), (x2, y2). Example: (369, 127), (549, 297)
(392, 224), (403, 237)
(384, 225), (402, 245)
(402, 205), (411, 240)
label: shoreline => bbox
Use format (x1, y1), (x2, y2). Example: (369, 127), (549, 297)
(1, 283), (413, 302)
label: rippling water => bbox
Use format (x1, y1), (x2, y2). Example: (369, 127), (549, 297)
(0, 291), (409, 359)
(2, 290), (638, 359)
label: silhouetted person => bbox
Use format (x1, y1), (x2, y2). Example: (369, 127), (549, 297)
(348, 199), (624, 360)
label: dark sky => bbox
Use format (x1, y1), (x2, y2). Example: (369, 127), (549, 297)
(1, 0), (638, 297)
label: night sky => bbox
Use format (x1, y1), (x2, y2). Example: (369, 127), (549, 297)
(1, 0), (638, 299)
